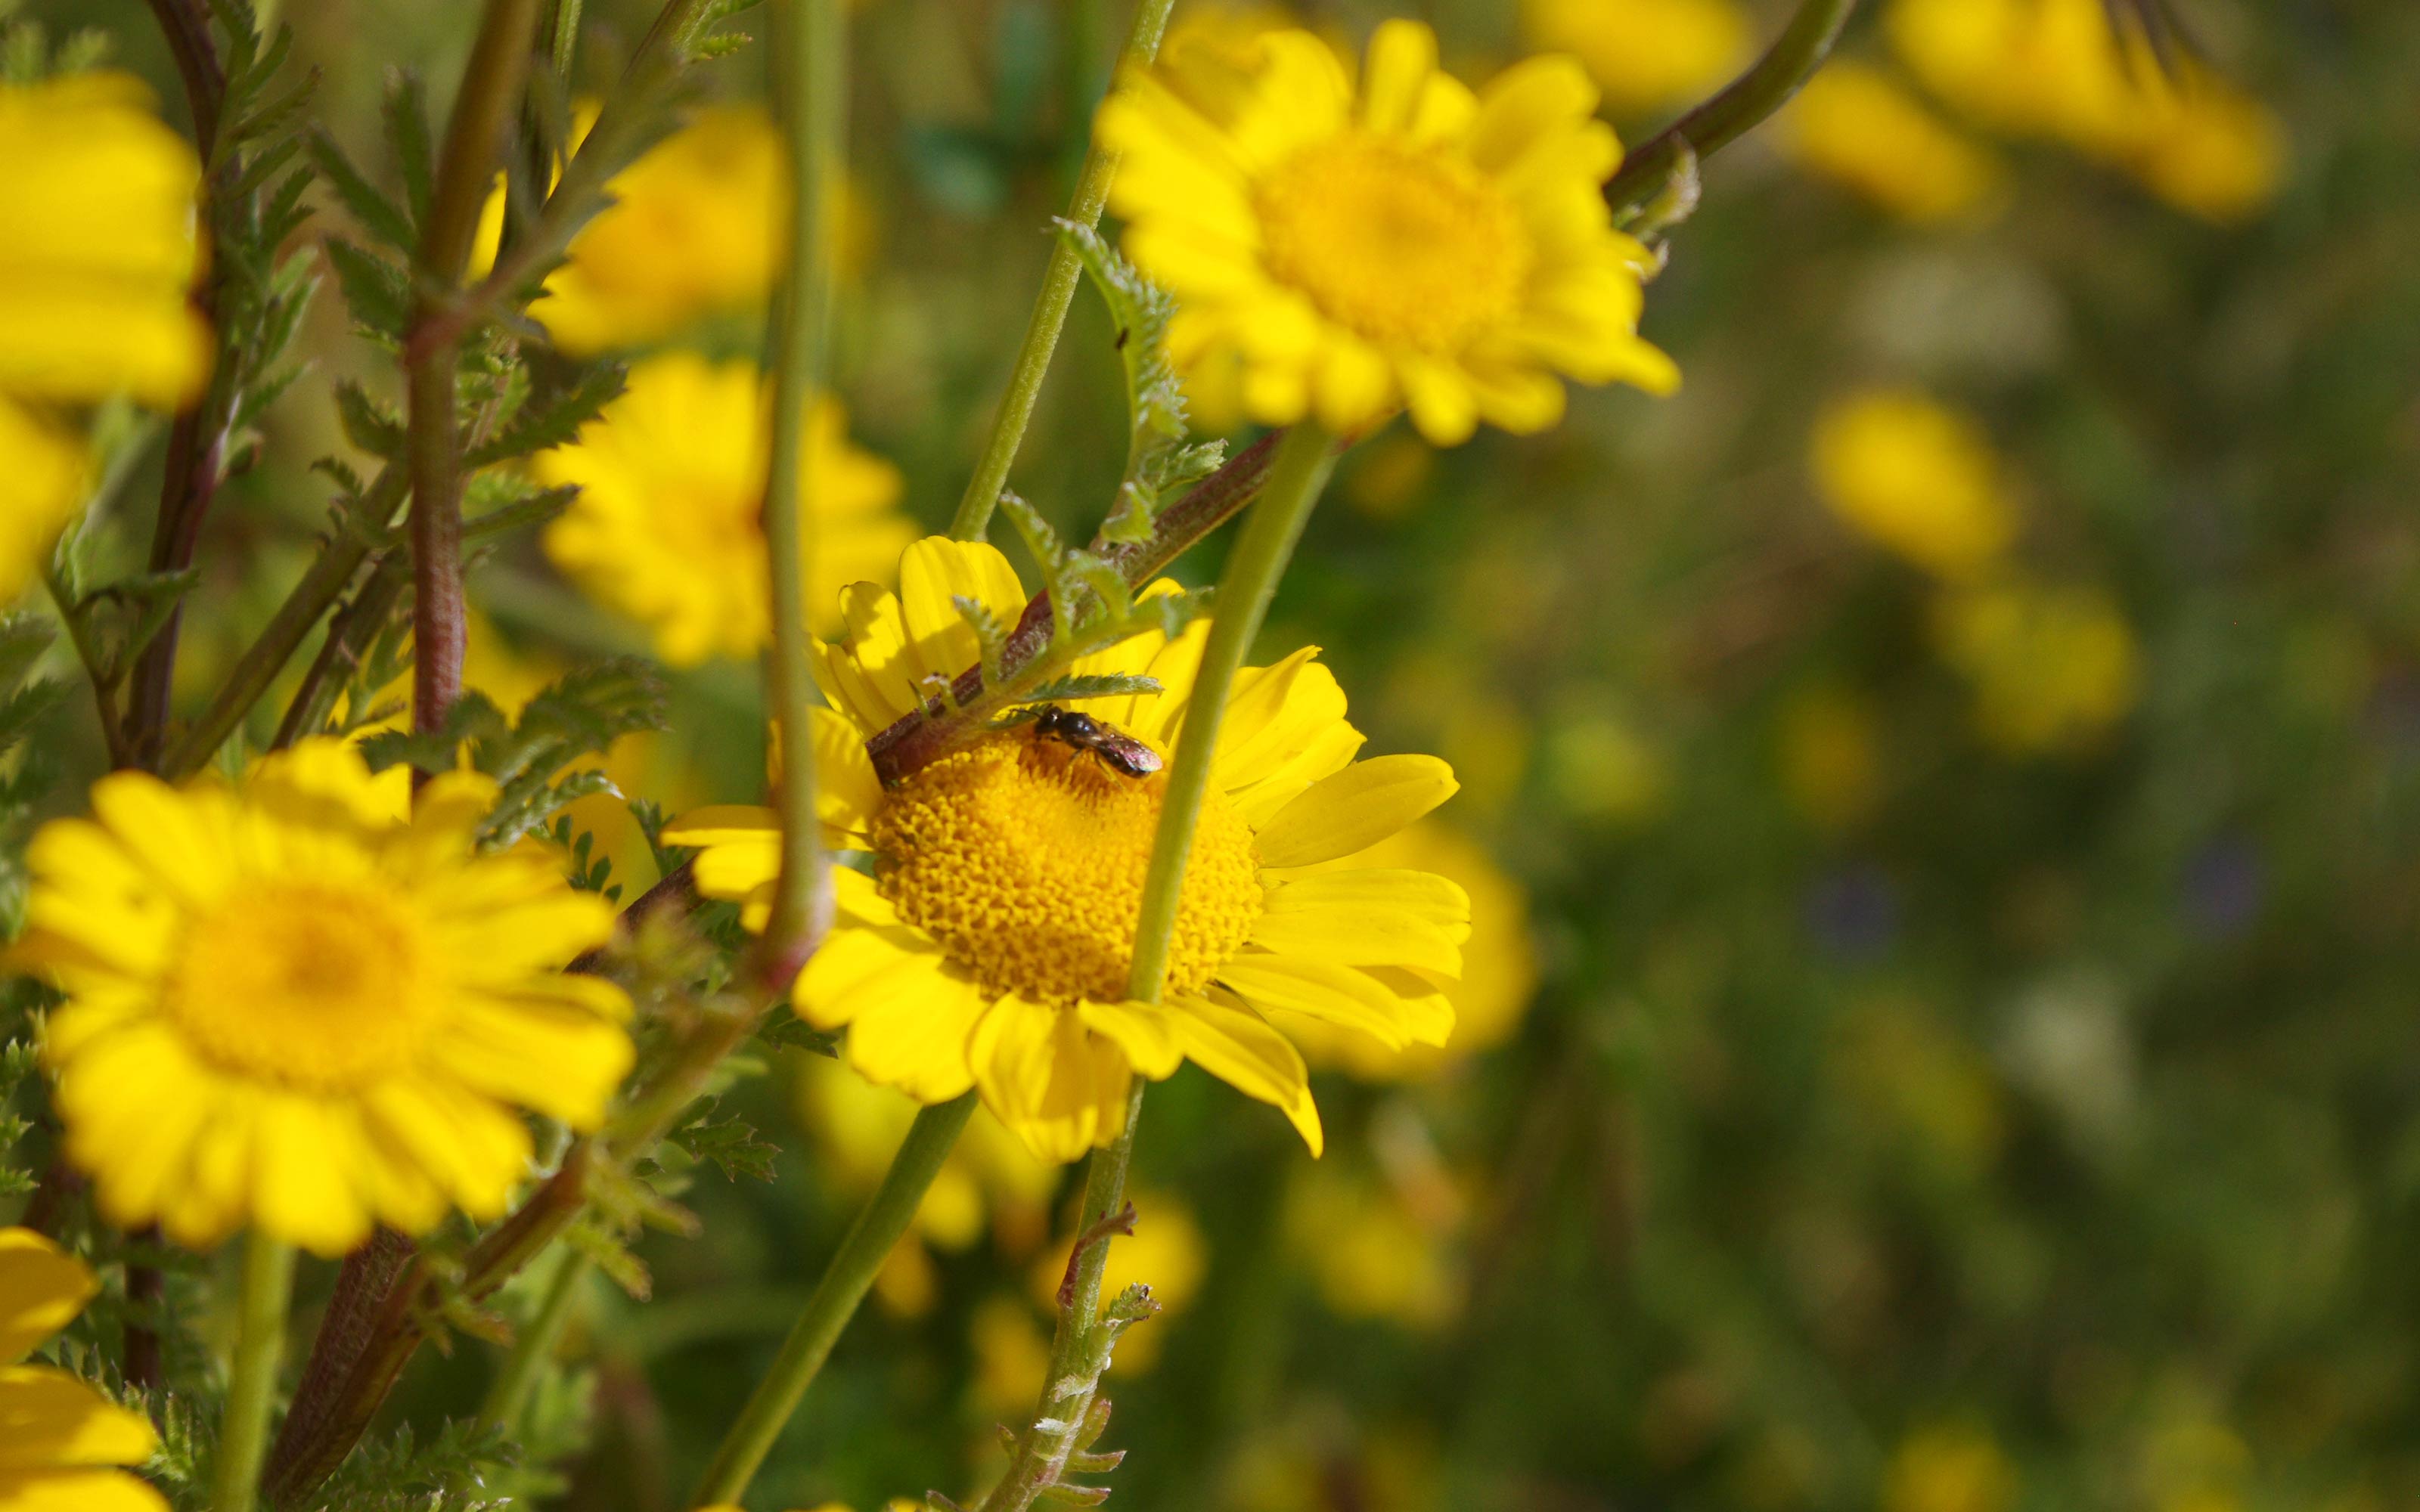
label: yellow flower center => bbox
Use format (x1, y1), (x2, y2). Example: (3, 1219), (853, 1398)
(1255, 134), (1532, 352)
(872, 733), (1263, 1004)
(168, 880), (442, 1092)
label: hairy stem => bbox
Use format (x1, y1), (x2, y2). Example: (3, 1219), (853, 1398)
(976, 1080), (1143, 1512)
(984, 422), (1340, 1512)
(945, 0), (1181, 541)
(690, 1095), (977, 1504)
(213, 1233), (296, 1512)
(1602, 0), (1860, 215)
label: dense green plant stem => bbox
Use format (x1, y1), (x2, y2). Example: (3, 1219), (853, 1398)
(982, 423), (1340, 1512)
(477, 1246), (592, 1434)
(976, 1079), (1144, 1512)
(1602, 0), (1860, 215)
(690, 1095), (978, 1504)
(213, 1234), (296, 1512)
(945, 0), (1181, 541)
(1128, 421), (1338, 995)
(752, 0), (844, 978)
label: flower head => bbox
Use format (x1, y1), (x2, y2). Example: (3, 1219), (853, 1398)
(1097, 20), (1677, 445)
(669, 538), (1469, 1160)
(1932, 578), (2139, 754)
(0, 1228), (165, 1512)
(534, 352), (912, 664)
(18, 740), (634, 1255)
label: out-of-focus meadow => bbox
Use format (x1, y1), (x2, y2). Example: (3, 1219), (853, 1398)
(32, 0), (2420, 1507)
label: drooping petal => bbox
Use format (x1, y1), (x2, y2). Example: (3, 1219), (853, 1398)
(1164, 993), (1322, 1154)
(1254, 754), (1460, 867)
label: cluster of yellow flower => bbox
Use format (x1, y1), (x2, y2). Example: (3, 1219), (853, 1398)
(1780, 0), (2285, 225)
(1809, 389), (2140, 757)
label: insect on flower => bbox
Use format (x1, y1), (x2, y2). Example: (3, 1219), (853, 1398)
(1029, 704), (1164, 778)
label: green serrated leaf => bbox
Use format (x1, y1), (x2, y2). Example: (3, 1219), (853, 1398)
(1019, 673), (1162, 704)
(334, 379), (406, 458)
(955, 593), (1008, 688)
(309, 126), (416, 251)
(324, 237), (414, 340)
(466, 359), (625, 466)
(383, 69), (435, 228)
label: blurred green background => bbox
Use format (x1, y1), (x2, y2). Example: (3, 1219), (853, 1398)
(31, 0), (2420, 1508)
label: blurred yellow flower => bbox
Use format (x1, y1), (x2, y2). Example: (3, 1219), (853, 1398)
(1779, 685), (1882, 832)
(668, 538), (1466, 1161)
(0, 1228), (166, 1512)
(1932, 578), (2139, 754)
(476, 104), (871, 355)
(17, 740), (633, 1254)
(1283, 820), (1535, 1081)
(1883, 1423), (2017, 1512)
(1521, 0), (1750, 113)
(0, 398), (90, 604)
(534, 351), (911, 664)
(1810, 389), (2016, 581)
(1099, 19), (1677, 445)
(1, 72), (210, 604)
(0, 73), (209, 407)
(1778, 62), (2003, 225)
(1888, 0), (2285, 222)
(1286, 1163), (1460, 1328)
(1839, 998), (2007, 1176)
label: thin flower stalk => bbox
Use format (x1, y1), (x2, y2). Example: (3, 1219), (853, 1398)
(945, 0), (1181, 541)
(982, 420), (1342, 1512)
(476, 1245), (591, 1436)
(1603, 0), (1863, 215)
(689, 1095), (976, 1506)
(213, 1233), (297, 1512)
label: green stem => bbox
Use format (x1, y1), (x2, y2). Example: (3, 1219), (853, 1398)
(975, 1080), (1143, 1512)
(160, 469), (403, 779)
(751, 0), (843, 976)
(213, 1233), (296, 1512)
(477, 1247), (591, 1436)
(690, 1094), (976, 1505)
(945, 0), (1181, 541)
(1126, 421), (1337, 1000)
(1602, 0), (1860, 215)
(980, 423), (1339, 1512)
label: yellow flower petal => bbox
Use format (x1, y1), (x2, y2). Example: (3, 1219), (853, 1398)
(0, 1467), (170, 1512)
(1077, 999), (1187, 1079)
(1165, 995), (1321, 1155)
(971, 997), (1134, 1163)
(1215, 953), (1453, 1050)
(1254, 754), (1460, 868)
(839, 954), (989, 1103)
(0, 1233), (95, 1367)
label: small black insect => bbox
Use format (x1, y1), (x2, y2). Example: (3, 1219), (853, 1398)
(1031, 705), (1162, 778)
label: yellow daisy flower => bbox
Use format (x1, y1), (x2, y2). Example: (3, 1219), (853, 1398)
(666, 537), (1468, 1161)
(533, 351), (914, 665)
(0, 1228), (165, 1512)
(1096, 20), (1678, 446)
(16, 740), (634, 1256)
